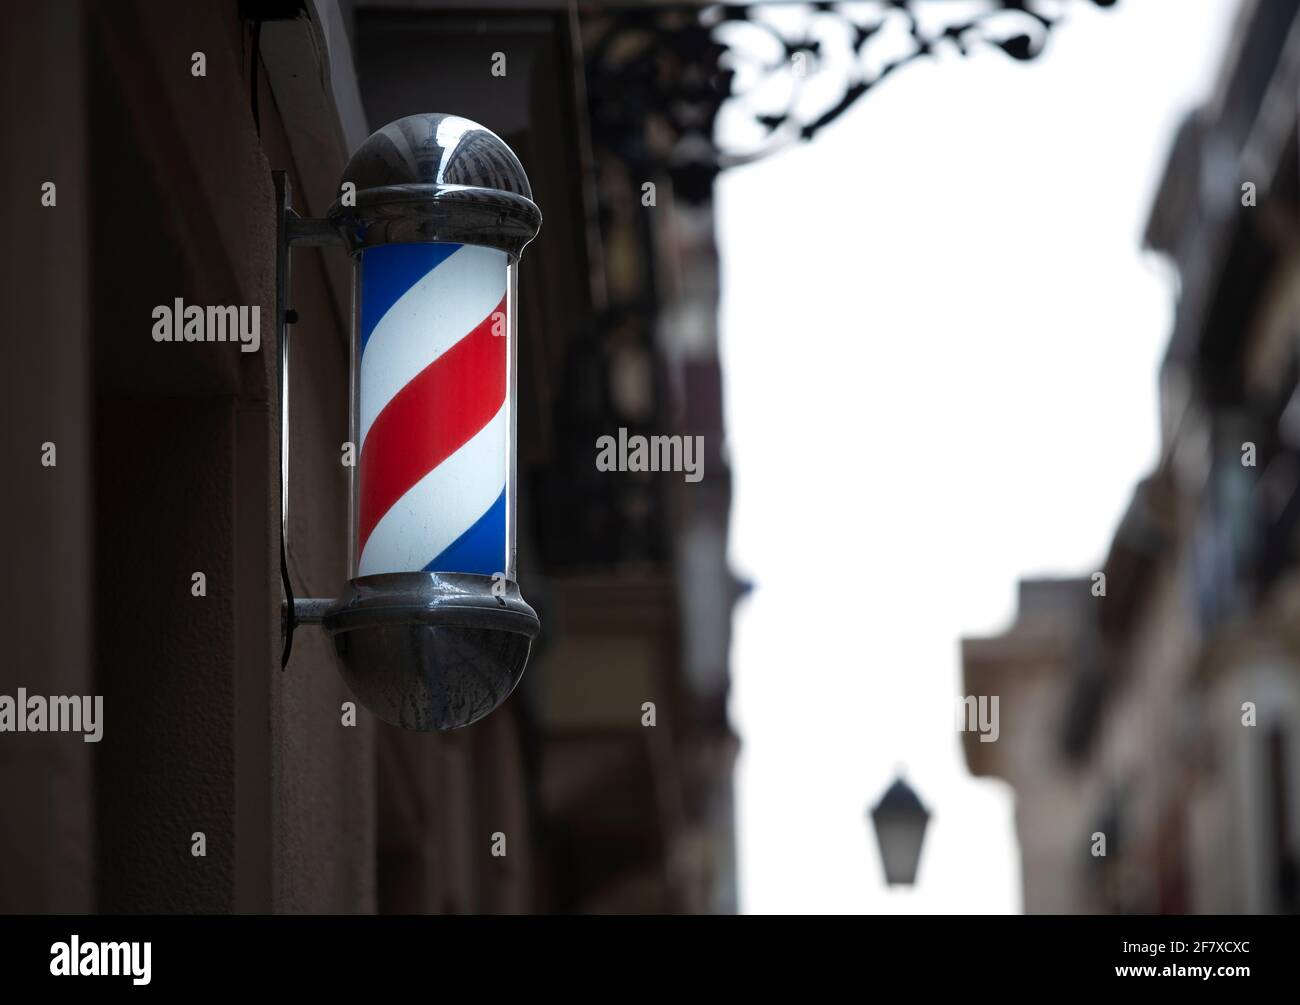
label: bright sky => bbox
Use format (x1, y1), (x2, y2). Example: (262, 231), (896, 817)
(719, 0), (1238, 913)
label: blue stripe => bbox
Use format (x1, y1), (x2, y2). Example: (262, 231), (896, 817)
(360, 243), (462, 354)
(423, 489), (506, 576)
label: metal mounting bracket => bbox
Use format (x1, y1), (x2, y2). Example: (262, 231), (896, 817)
(274, 170), (346, 669)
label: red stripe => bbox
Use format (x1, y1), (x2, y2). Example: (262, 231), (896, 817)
(358, 297), (506, 555)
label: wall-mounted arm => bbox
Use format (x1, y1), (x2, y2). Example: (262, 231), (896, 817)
(274, 170), (344, 670)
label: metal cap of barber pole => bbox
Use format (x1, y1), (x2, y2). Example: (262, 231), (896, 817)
(327, 113), (541, 257)
(320, 114), (542, 731)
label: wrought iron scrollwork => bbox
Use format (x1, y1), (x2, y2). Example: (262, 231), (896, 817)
(584, 0), (1115, 202)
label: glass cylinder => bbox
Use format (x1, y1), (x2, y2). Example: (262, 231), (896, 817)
(347, 241), (518, 582)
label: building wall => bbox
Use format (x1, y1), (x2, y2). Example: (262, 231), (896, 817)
(1, 0), (738, 915)
(963, 0), (1300, 915)
(0, 0), (373, 913)
(0, 0), (94, 914)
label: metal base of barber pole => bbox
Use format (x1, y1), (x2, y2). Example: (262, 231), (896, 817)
(322, 573), (538, 731)
(277, 114), (543, 731)
(291, 575), (539, 731)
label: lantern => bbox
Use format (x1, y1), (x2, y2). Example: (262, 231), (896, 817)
(277, 113), (542, 731)
(869, 775), (931, 887)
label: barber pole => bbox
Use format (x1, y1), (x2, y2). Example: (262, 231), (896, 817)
(355, 242), (511, 578)
(274, 112), (543, 730)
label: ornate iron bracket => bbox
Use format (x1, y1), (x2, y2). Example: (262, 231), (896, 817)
(584, 0), (1116, 202)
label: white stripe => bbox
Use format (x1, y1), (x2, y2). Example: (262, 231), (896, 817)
(358, 403), (507, 576)
(359, 244), (507, 449)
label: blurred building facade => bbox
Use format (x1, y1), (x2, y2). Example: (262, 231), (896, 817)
(2, 0), (738, 914)
(962, 0), (1300, 914)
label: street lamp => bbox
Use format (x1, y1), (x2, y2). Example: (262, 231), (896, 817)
(869, 775), (931, 887)
(277, 113), (543, 731)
